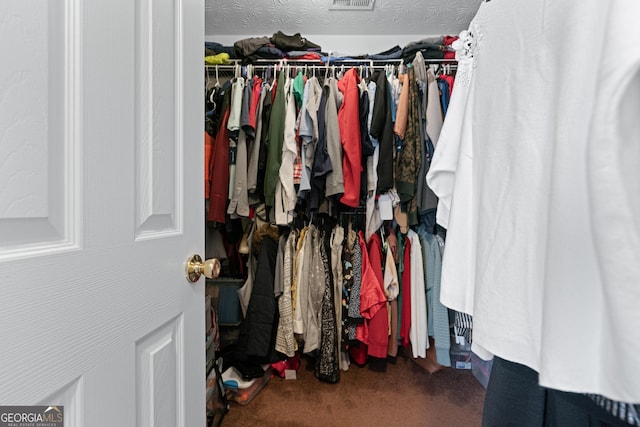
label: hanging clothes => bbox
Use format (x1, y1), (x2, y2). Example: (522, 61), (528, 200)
(324, 77), (344, 200)
(427, 0), (640, 403)
(299, 76), (322, 169)
(398, 231), (411, 348)
(200, 57), (475, 387)
(383, 234), (400, 359)
(235, 234), (279, 364)
(416, 225), (449, 366)
(247, 76), (263, 136)
(365, 232), (390, 362)
(316, 231), (340, 383)
(275, 230), (297, 357)
(341, 227), (357, 352)
(359, 85), (374, 207)
(298, 76), (322, 200)
(227, 127), (250, 217)
(204, 130), (214, 199)
(370, 70), (394, 194)
(426, 68), (444, 145)
(330, 225), (346, 370)
(227, 77), (245, 133)
(396, 68), (423, 225)
(292, 226), (308, 336)
(305, 225), (326, 354)
(274, 77), (297, 225)
(365, 80), (383, 241)
(308, 86), (331, 212)
(346, 230), (363, 343)
(393, 73), (410, 140)
(337, 68), (362, 208)
(254, 82), (273, 204)
(247, 81), (269, 204)
(408, 229), (428, 358)
(355, 230), (386, 348)
(264, 70), (287, 208)
(207, 109), (231, 223)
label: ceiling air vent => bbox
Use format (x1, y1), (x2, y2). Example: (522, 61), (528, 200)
(330, 0), (375, 11)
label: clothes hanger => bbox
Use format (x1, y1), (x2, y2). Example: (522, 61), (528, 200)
(208, 66), (219, 104)
(346, 215), (353, 237)
(398, 60), (406, 75)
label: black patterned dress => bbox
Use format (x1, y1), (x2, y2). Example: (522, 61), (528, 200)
(315, 232), (339, 383)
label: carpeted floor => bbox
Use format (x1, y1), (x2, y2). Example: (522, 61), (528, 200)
(219, 350), (486, 427)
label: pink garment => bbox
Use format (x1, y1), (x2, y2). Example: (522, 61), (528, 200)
(399, 235), (411, 348)
(207, 109), (230, 223)
(248, 76), (263, 131)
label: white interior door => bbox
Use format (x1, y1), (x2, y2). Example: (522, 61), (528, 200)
(0, 0), (204, 426)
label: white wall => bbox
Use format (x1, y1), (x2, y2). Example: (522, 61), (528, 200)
(205, 0), (482, 56)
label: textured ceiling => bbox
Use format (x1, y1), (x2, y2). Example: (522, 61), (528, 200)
(205, 0), (483, 37)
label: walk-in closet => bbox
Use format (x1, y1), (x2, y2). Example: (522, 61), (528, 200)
(203, 1), (640, 426)
(1, 0), (637, 426)
(202, 1), (487, 425)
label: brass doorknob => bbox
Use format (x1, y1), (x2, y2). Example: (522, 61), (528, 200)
(186, 255), (221, 283)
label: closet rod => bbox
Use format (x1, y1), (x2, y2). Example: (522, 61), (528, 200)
(205, 58), (457, 69)
(205, 61), (457, 75)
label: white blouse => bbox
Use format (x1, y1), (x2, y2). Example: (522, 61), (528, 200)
(427, 0), (640, 402)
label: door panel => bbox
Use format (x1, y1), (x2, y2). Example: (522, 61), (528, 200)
(0, 0), (204, 425)
(40, 378), (83, 427)
(135, 0), (180, 238)
(136, 315), (183, 427)
(0, 0), (80, 257)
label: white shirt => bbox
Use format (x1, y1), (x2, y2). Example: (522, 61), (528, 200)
(275, 78), (296, 225)
(427, 0), (640, 402)
(408, 230), (428, 358)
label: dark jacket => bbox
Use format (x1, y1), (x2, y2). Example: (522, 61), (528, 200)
(370, 71), (394, 193)
(270, 31), (321, 52)
(264, 71), (287, 207)
(233, 36), (271, 58)
(235, 234), (279, 363)
(309, 89), (331, 212)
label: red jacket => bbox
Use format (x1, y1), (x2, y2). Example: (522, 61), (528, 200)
(356, 231), (387, 349)
(366, 232), (390, 359)
(337, 68), (362, 207)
